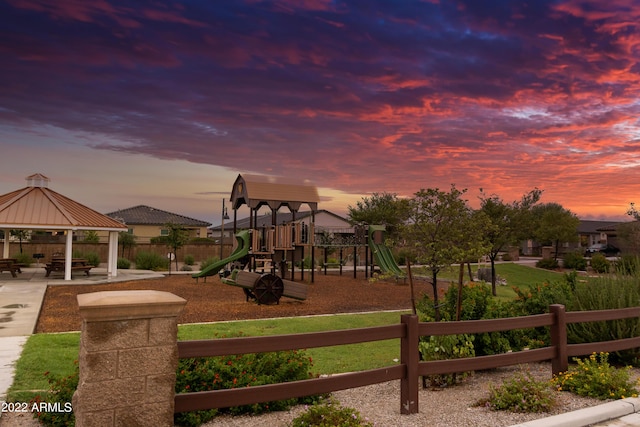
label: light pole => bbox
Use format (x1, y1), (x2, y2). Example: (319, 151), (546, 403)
(220, 198), (230, 259)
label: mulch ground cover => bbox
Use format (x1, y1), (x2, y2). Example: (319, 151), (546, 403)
(36, 272), (449, 333)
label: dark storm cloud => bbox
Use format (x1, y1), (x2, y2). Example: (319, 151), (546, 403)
(1, 0), (640, 212)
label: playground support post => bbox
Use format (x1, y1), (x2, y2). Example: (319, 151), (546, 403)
(220, 198), (229, 259)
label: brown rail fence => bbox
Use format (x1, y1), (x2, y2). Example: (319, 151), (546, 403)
(175, 304), (640, 415)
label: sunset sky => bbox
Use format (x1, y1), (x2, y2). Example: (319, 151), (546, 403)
(1, 0), (640, 225)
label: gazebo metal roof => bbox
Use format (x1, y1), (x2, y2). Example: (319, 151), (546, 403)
(0, 179), (127, 231)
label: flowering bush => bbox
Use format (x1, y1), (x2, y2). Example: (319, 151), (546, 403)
(175, 347), (321, 426)
(478, 369), (557, 413)
(30, 363), (78, 427)
(290, 399), (373, 427)
(552, 352), (639, 400)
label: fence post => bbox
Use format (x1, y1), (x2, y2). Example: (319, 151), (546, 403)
(400, 314), (419, 414)
(550, 304), (567, 375)
(73, 290), (186, 427)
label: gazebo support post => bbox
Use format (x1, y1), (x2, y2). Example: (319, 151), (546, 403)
(2, 229), (9, 258)
(64, 230), (74, 281)
(107, 231), (119, 278)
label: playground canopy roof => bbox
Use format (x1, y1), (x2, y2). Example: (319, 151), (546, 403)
(230, 174), (320, 212)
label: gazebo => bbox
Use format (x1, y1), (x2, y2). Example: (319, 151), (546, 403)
(0, 173), (127, 280)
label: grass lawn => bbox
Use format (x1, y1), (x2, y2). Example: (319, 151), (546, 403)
(7, 262), (566, 403)
(8, 311), (408, 402)
(433, 262), (565, 299)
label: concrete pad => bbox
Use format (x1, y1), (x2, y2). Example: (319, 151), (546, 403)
(0, 283), (47, 337)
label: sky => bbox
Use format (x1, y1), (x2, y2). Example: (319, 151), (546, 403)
(1, 0), (640, 226)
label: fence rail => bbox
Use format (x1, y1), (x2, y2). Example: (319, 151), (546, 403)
(175, 304), (640, 415)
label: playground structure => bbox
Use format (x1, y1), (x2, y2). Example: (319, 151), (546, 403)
(193, 174), (405, 304)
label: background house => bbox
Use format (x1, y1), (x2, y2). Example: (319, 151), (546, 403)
(208, 209), (353, 242)
(107, 205), (211, 243)
(577, 220), (621, 248)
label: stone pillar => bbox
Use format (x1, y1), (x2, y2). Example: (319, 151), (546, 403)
(73, 290), (186, 427)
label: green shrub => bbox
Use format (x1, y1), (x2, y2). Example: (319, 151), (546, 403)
(590, 252), (610, 273)
(416, 282), (492, 322)
(418, 333), (475, 387)
(320, 257), (340, 267)
(536, 258), (559, 270)
(175, 345), (321, 426)
(184, 254), (195, 266)
(552, 352), (639, 400)
(135, 251), (169, 271)
(296, 256), (315, 269)
(180, 265), (193, 271)
(82, 230), (100, 243)
(563, 251), (587, 271)
(71, 250), (100, 267)
(478, 369), (557, 412)
(30, 364), (78, 426)
(13, 252), (32, 267)
(477, 299), (527, 355)
(508, 279), (575, 348)
(616, 255), (640, 276)
(84, 252), (100, 267)
(189, 237), (216, 244)
(290, 399), (374, 427)
(512, 280), (574, 317)
(568, 273), (640, 363)
(417, 283), (525, 356)
(200, 256), (221, 270)
(117, 257), (131, 269)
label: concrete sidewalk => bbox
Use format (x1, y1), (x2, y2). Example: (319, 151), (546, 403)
(509, 398), (640, 427)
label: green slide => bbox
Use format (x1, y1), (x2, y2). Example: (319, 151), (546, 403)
(192, 230), (251, 279)
(368, 225), (405, 277)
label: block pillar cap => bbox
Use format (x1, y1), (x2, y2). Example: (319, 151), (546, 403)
(77, 290), (186, 322)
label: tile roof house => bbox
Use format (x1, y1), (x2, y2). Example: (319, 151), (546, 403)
(106, 205), (211, 243)
(578, 220), (623, 247)
(209, 209), (353, 245)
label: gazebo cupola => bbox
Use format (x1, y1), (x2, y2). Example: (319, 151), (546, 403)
(26, 173), (50, 188)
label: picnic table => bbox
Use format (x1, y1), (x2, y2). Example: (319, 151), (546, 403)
(45, 257), (92, 277)
(0, 258), (21, 278)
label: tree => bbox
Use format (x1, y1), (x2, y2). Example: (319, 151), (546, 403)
(627, 202), (640, 220)
(401, 185), (478, 321)
(119, 231), (137, 258)
(531, 203), (580, 260)
(10, 229), (30, 254)
(478, 188), (542, 296)
(347, 192), (410, 240)
(618, 203), (640, 254)
(164, 222), (190, 271)
(83, 230), (100, 243)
